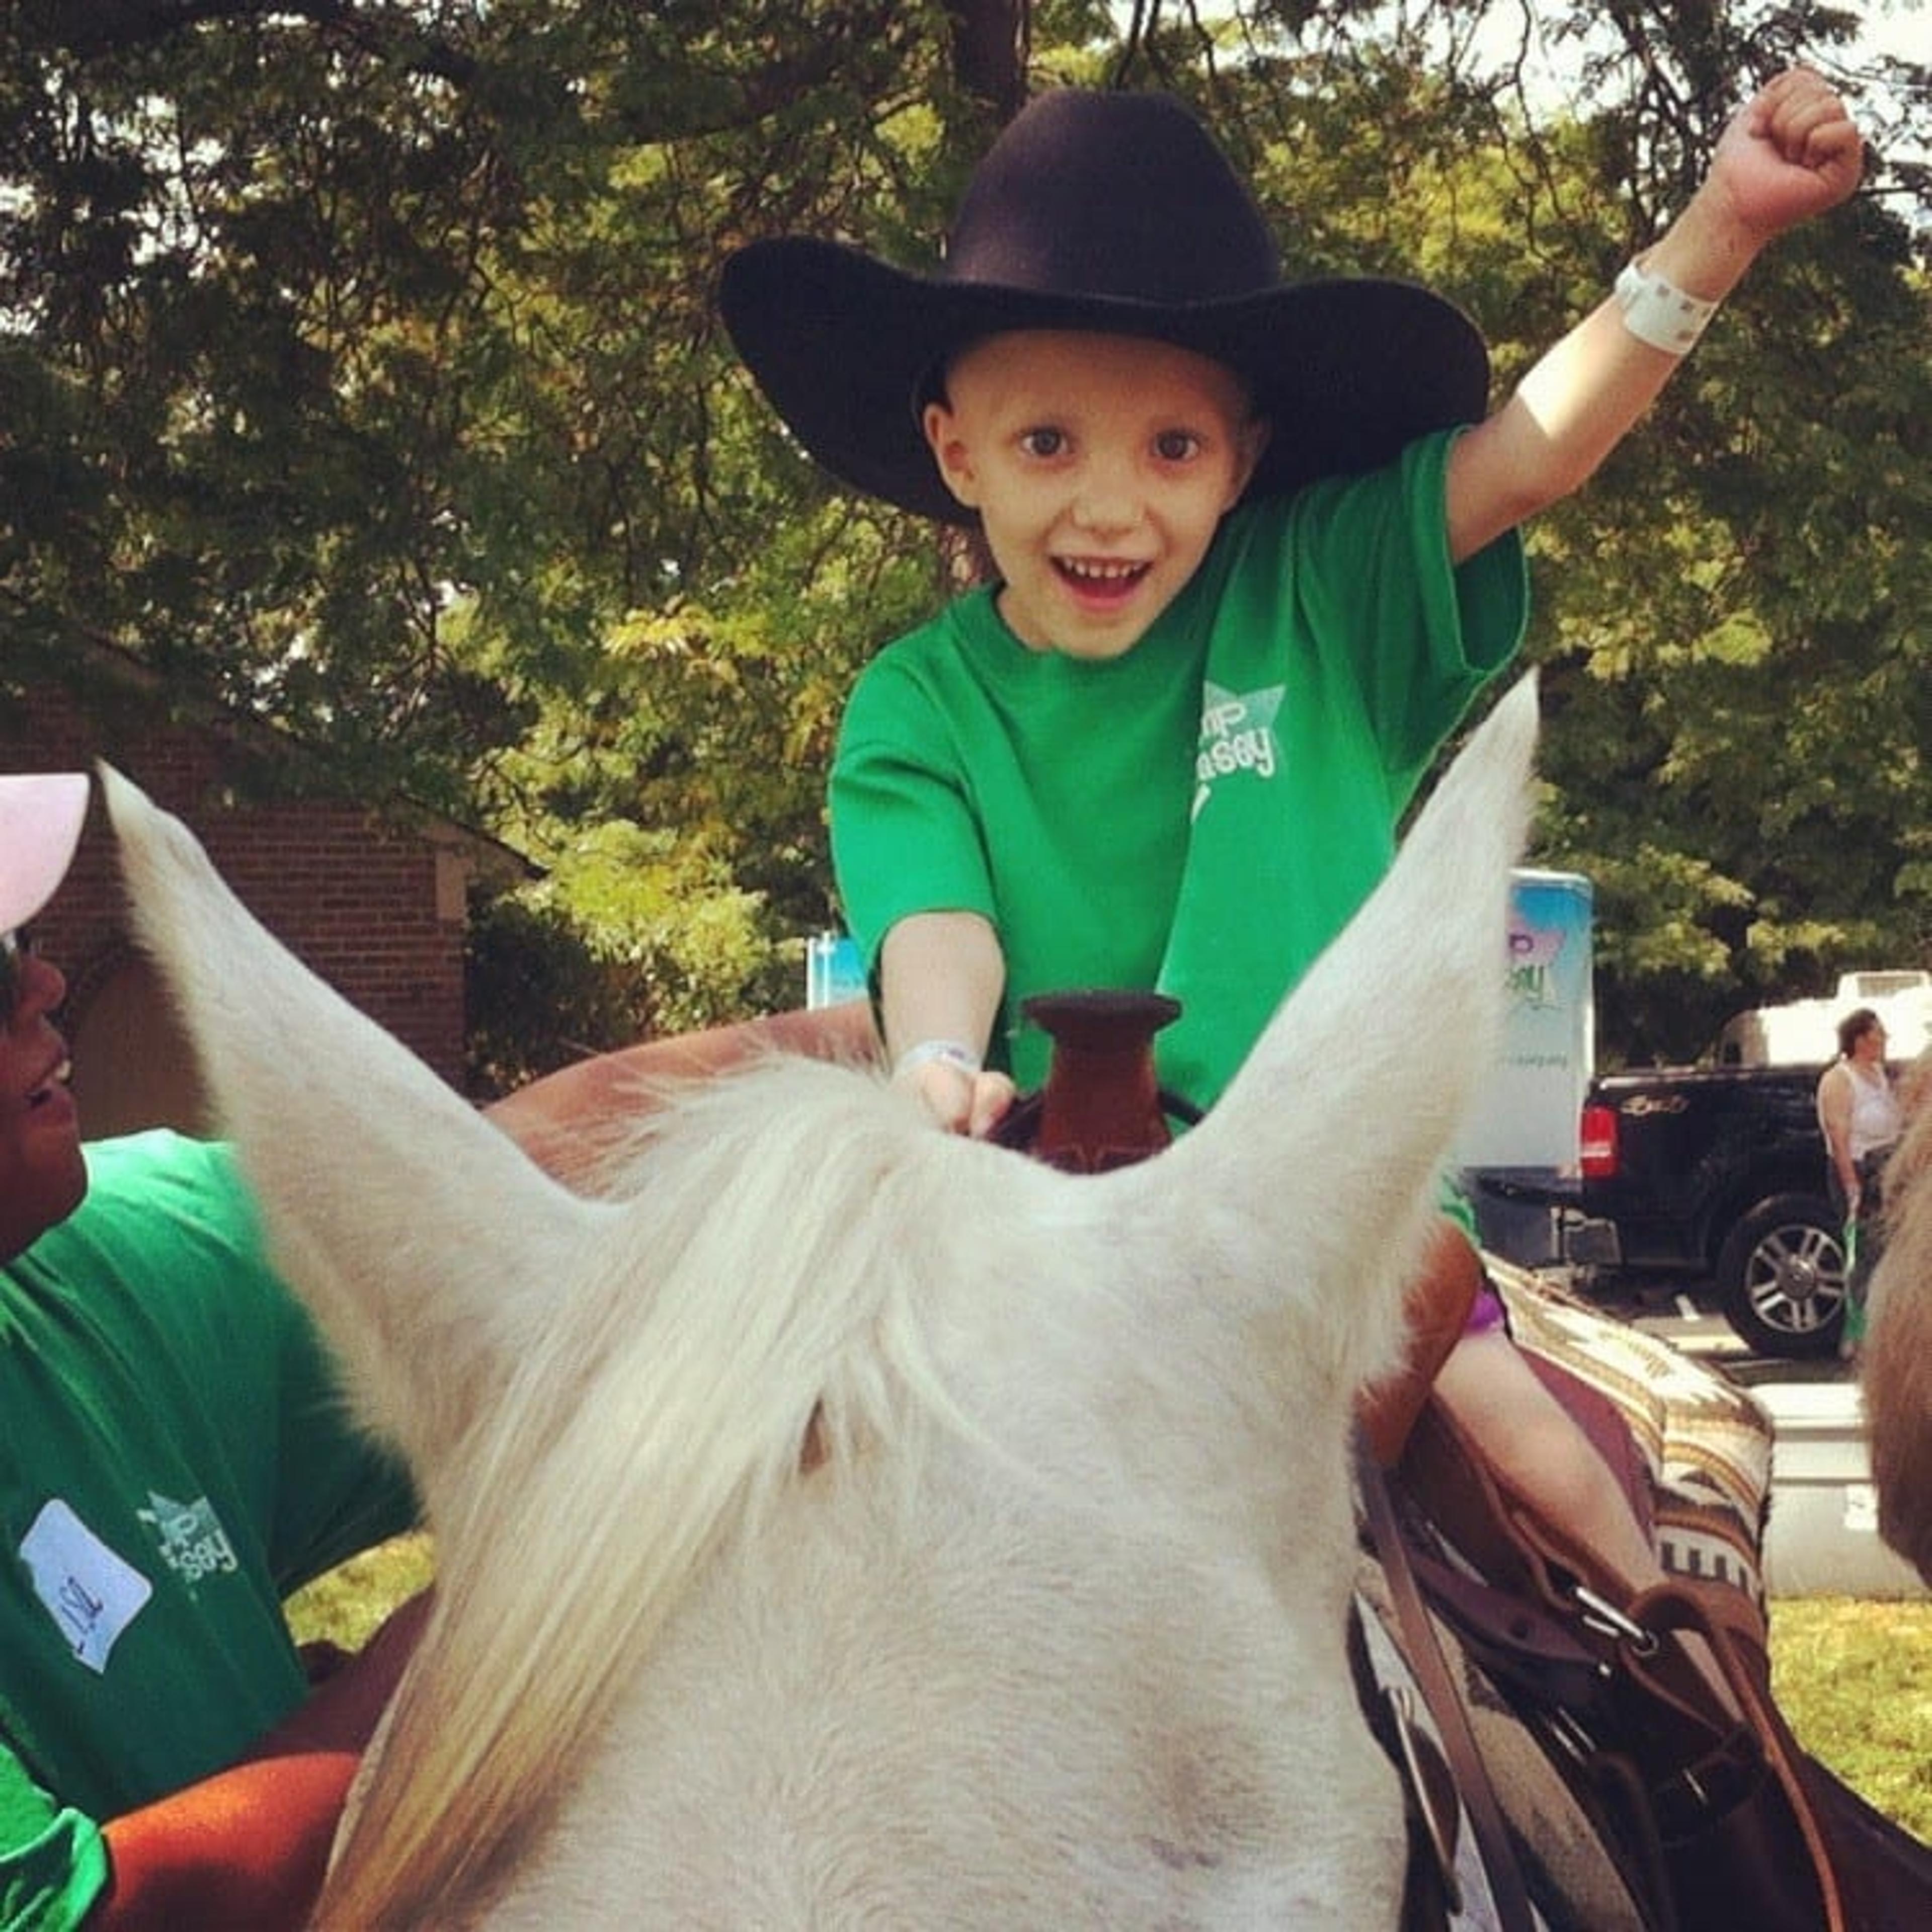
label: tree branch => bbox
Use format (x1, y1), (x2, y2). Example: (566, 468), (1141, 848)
(19, 0), (477, 84)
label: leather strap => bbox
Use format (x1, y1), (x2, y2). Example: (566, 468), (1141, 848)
(1357, 1437), (1540, 1932)
(1629, 1580), (1846, 1932)
(1396, 1386), (1858, 1932)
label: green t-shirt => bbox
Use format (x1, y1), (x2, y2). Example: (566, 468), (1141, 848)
(831, 430), (1528, 1101)
(0, 1132), (417, 1929)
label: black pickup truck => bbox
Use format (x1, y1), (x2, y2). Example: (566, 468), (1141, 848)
(1546, 1063), (1845, 1357)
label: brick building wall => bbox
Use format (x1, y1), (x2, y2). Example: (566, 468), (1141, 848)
(4, 683), (479, 1122)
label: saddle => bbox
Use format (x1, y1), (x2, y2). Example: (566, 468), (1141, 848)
(1004, 989), (1932, 1932)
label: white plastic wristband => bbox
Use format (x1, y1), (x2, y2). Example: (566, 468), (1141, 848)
(892, 1038), (982, 1082)
(1614, 258), (1719, 356)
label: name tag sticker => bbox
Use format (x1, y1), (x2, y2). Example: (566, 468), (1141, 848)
(19, 1498), (153, 1673)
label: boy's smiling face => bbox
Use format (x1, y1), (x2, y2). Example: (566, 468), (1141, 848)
(922, 330), (1267, 661)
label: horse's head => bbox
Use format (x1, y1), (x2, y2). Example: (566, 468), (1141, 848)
(101, 673), (1538, 1928)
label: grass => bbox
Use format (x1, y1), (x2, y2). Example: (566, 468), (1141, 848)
(289, 1537), (1932, 1845)
(1772, 1595), (1932, 1840)
(287, 1532), (434, 1651)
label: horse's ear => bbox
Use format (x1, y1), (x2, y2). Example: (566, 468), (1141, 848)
(99, 764), (602, 1488)
(1124, 676), (1538, 1388)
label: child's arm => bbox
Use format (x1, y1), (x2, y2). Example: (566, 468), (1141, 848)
(879, 910), (1018, 1135)
(1446, 66), (1862, 564)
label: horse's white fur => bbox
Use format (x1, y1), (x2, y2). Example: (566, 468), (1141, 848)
(101, 674), (1537, 1929)
(1863, 1056), (1932, 1584)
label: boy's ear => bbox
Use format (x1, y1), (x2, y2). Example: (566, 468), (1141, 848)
(1230, 415), (1272, 507)
(922, 400), (983, 511)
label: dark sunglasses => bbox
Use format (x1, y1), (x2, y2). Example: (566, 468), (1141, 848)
(1, 927), (36, 1025)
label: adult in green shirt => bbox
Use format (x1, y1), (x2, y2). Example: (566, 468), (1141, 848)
(1, 771), (427, 1931)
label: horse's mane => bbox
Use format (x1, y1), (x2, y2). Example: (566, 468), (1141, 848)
(316, 1055), (984, 1928)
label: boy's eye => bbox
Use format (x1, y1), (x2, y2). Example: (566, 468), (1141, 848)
(1017, 427), (1066, 459)
(1154, 430), (1202, 462)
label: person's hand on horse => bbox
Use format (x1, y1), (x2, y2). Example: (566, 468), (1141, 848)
(896, 1056), (1017, 1139)
(92, 1749), (358, 1930)
(89, 1592), (431, 1929)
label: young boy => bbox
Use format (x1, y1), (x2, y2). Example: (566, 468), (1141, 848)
(721, 78), (1860, 1598)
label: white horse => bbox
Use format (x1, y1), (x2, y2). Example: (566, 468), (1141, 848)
(101, 675), (1537, 1930)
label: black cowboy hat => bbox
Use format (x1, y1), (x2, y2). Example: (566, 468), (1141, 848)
(720, 89), (1490, 526)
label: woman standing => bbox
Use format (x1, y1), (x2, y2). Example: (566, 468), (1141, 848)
(1817, 1005), (1904, 1353)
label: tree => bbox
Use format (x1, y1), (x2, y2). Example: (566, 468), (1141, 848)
(2, 1), (1006, 1071)
(1442, 4), (1932, 1059)
(5, 1), (1928, 1074)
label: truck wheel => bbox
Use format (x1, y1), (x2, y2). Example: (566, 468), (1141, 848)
(1715, 1193), (1846, 1358)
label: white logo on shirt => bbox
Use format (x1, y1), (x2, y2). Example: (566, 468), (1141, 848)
(137, 1490), (240, 1584)
(1192, 682), (1284, 819)
(19, 1498), (154, 1673)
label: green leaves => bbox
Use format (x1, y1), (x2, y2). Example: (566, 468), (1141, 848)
(6, 2), (1928, 1072)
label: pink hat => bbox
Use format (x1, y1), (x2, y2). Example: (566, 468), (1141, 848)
(0, 773), (90, 933)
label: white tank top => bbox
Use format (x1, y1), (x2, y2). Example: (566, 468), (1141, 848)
(1842, 1060), (1903, 1161)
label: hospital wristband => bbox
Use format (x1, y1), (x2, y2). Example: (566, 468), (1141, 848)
(1614, 258), (1720, 355)
(893, 1038), (983, 1081)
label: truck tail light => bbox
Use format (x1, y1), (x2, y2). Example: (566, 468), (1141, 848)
(1579, 1102), (1619, 1178)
